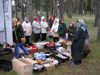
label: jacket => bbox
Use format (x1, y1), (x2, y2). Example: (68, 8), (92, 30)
(32, 20), (41, 34)
(66, 25), (77, 41)
(51, 19), (59, 37)
(71, 25), (86, 60)
(13, 23), (24, 43)
(22, 21), (32, 36)
(40, 16), (48, 33)
(58, 23), (66, 38)
(48, 19), (54, 28)
(85, 24), (89, 39)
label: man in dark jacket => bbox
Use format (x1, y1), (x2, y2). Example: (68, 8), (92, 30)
(71, 19), (86, 65)
(12, 18), (29, 58)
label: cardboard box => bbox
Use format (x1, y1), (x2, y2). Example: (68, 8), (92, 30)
(41, 62), (55, 71)
(12, 58), (36, 75)
(62, 41), (72, 50)
(24, 58), (37, 65)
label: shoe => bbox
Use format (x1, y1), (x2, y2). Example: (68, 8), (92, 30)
(70, 62), (77, 66)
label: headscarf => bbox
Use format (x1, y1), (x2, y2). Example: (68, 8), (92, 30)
(34, 17), (38, 21)
(54, 18), (59, 24)
(78, 19), (85, 28)
(24, 17), (29, 23)
(72, 22), (75, 26)
(41, 16), (46, 21)
(48, 15), (55, 22)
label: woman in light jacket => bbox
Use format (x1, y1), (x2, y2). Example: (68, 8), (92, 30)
(22, 17), (32, 43)
(40, 16), (48, 41)
(32, 17), (41, 42)
(51, 18), (59, 42)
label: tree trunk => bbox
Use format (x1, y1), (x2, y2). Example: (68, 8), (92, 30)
(26, 0), (33, 24)
(26, 0), (34, 40)
(49, 0), (52, 16)
(97, 19), (100, 40)
(68, 0), (72, 18)
(79, 0), (81, 15)
(53, 0), (58, 17)
(46, 0), (49, 21)
(94, 0), (99, 27)
(81, 0), (83, 16)
(84, 0), (87, 15)
(55, 0), (58, 17)
(96, 0), (100, 40)
(66, 0), (68, 17)
(20, 0), (24, 20)
(15, 0), (18, 18)
(52, 0), (53, 15)
(59, 0), (64, 19)
(36, 9), (38, 17)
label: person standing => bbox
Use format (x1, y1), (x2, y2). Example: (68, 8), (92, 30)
(71, 19), (86, 65)
(40, 16), (48, 41)
(12, 18), (29, 58)
(58, 19), (66, 40)
(66, 22), (77, 41)
(22, 17), (32, 43)
(38, 16), (42, 40)
(48, 15), (55, 38)
(32, 17), (41, 42)
(51, 18), (59, 42)
(38, 16), (41, 24)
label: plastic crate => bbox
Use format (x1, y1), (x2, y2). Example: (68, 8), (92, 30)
(33, 63), (45, 74)
(54, 54), (69, 62)
(25, 45), (38, 53)
(23, 43), (34, 47)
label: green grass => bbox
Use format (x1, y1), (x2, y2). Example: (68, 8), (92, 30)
(0, 15), (100, 75)
(63, 14), (95, 27)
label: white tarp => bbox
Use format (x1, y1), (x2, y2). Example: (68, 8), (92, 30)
(0, 0), (4, 31)
(0, 0), (6, 44)
(4, 0), (13, 46)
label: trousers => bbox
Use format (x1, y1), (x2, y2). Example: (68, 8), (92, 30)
(14, 42), (29, 58)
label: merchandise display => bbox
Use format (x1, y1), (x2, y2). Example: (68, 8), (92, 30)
(9, 40), (88, 74)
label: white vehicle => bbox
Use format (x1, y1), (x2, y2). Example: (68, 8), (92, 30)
(0, 0), (13, 51)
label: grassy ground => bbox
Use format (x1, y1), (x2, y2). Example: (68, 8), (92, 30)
(0, 15), (100, 75)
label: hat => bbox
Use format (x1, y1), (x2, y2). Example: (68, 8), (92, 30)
(34, 17), (38, 21)
(41, 16), (46, 21)
(52, 15), (55, 20)
(78, 19), (85, 25)
(54, 18), (59, 23)
(72, 22), (75, 25)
